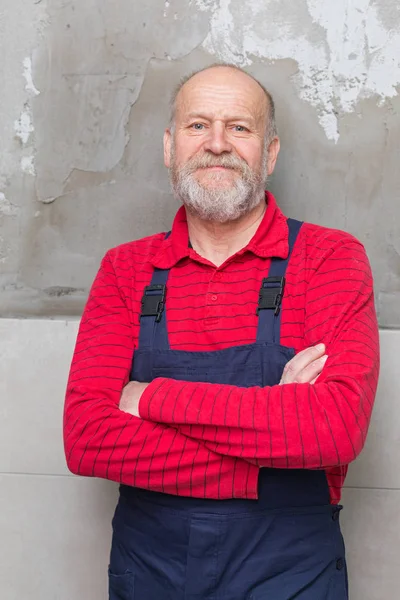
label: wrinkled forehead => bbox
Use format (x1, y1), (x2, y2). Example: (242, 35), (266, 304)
(175, 68), (269, 126)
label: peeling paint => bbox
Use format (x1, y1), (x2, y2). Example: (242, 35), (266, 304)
(0, 193), (19, 217)
(23, 57), (40, 96)
(14, 108), (34, 145)
(194, 0), (214, 12)
(39, 196), (57, 205)
(21, 156), (36, 176)
(198, 0), (400, 141)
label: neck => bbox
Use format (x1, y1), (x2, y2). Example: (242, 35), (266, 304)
(186, 200), (266, 267)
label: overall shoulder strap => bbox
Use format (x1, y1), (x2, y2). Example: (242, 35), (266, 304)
(137, 232), (171, 351)
(256, 218), (303, 345)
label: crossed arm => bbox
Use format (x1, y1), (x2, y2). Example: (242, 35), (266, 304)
(120, 342), (358, 469)
(64, 240), (379, 497)
(121, 345), (328, 422)
(120, 254), (378, 470)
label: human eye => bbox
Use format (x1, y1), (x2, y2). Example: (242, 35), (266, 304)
(232, 125), (249, 132)
(190, 123), (205, 130)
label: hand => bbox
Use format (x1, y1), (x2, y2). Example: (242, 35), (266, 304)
(280, 344), (328, 385)
(119, 381), (149, 417)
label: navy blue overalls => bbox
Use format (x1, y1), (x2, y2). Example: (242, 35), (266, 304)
(109, 219), (348, 600)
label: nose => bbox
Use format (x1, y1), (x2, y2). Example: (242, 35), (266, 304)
(203, 122), (233, 155)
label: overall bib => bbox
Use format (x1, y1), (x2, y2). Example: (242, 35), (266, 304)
(109, 220), (348, 600)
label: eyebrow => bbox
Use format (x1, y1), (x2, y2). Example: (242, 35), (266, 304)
(184, 112), (255, 125)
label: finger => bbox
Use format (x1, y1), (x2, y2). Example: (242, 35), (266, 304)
(281, 343), (326, 383)
(281, 344), (326, 377)
(295, 355), (328, 384)
(310, 367), (328, 385)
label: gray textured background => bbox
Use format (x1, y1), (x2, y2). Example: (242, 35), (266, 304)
(1, 0), (399, 325)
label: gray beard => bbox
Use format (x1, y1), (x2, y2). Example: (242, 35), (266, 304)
(170, 148), (268, 223)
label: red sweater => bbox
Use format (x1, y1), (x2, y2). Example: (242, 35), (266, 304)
(64, 193), (379, 504)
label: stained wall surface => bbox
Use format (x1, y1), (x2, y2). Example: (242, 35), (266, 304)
(0, 0), (399, 325)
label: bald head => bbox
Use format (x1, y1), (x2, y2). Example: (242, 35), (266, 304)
(170, 64), (277, 141)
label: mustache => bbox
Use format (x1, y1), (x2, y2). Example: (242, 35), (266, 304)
(182, 153), (249, 174)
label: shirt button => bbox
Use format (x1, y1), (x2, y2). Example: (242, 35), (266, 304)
(211, 295), (218, 301)
(336, 558), (344, 570)
(214, 273), (222, 280)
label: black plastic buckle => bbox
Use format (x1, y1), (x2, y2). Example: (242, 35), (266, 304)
(140, 284), (166, 322)
(257, 276), (285, 316)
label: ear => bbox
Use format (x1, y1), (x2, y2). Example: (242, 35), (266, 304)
(266, 137), (280, 176)
(164, 129), (172, 168)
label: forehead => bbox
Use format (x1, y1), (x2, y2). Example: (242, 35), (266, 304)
(176, 68), (267, 123)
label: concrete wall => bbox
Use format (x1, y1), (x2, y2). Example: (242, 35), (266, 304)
(1, 0), (400, 325)
(1, 0), (400, 599)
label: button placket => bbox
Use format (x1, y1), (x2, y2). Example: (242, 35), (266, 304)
(205, 269), (222, 323)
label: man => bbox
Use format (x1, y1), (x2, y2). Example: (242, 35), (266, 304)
(64, 64), (379, 599)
